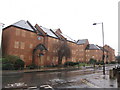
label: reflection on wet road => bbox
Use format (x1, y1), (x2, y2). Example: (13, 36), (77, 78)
(2, 65), (118, 88)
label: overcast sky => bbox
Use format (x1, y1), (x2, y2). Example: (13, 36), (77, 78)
(0, 0), (119, 55)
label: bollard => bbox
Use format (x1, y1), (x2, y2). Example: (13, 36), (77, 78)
(117, 71), (120, 88)
(109, 69), (114, 79)
(113, 68), (117, 77)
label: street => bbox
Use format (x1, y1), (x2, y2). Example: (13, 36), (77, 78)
(2, 64), (119, 89)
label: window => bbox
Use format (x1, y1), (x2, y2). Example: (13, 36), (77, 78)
(53, 57), (56, 61)
(16, 29), (20, 36)
(53, 50), (56, 53)
(22, 30), (26, 37)
(29, 56), (32, 60)
(20, 55), (24, 60)
(20, 42), (25, 49)
(47, 56), (50, 61)
(48, 47), (50, 51)
(29, 44), (33, 48)
(14, 41), (19, 48)
(81, 49), (84, 51)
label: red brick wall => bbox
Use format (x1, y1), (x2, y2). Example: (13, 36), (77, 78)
(85, 49), (103, 62)
(2, 26), (115, 67)
(104, 45), (115, 62)
(2, 26), (44, 66)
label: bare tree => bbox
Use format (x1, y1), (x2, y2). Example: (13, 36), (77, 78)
(55, 40), (71, 65)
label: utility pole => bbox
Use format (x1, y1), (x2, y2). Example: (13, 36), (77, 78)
(93, 22), (105, 75)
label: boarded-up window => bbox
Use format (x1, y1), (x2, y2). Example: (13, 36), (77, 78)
(20, 42), (25, 49)
(14, 41), (19, 48)
(53, 57), (56, 61)
(29, 44), (33, 48)
(16, 29), (20, 36)
(29, 56), (32, 60)
(22, 30), (26, 37)
(20, 55), (24, 60)
(47, 56), (50, 61)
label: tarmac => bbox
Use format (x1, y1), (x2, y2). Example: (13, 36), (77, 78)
(2, 65), (120, 89)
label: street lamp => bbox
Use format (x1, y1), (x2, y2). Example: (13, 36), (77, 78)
(93, 22), (105, 75)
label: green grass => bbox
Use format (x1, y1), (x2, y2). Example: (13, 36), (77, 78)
(75, 63), (91, 67)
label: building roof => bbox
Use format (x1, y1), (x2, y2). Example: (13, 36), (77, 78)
(60, 33), (76, 43)
(86, 44), (101, 50)
(97, 45), (109, 52)
(12, 20), (36, 32)
(77, 39), (88, 45)
(51, 28), (76, 43)
(40, 26), (58, 38)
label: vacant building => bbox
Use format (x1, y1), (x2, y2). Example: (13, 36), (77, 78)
(2, 20), (115, 67)
(85, 44), (104, 62)
(76, 39), (89, 62)
(35, 24), (60, 66)
(2, 20), (47, 66)
(104, 45), (115, 62)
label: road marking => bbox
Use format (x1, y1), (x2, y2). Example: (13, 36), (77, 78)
(81, 79), (99, 88)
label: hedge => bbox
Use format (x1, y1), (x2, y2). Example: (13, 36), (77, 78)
(64, 61), (79, 67)
(2, 55), (25, 70)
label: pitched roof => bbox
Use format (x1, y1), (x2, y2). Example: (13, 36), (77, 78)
(40, 26), (58, 38)
(61, 33), (76, 43)
(77, 39), (88, 45)
(52, 28), (76, 43)
(86, 44), (101, 50)
(12, 20), (36, 32)
(97, 45), (108, 52)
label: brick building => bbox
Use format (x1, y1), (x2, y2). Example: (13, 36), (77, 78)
(76, 39), (89, 62)
(104, 45), (115, 62)
(2, 20), (116, 67)
(2, 20), (46, 66)
(85, 44), (105, 62)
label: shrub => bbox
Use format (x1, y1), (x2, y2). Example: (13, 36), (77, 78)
(109, 61), (116, 64)
(2, 58), (14, 70)
(64, 61), (79, 67)
(4, 55), (20, 64)
(27, 64), (37, 69)
(2, 58), (10, 64)
(2, 55), (25, 70)
(2, 63), (14, 70)
(89, 58), (97, 64)
(96, 61), (104, 65)
(14, 59), (25, 70)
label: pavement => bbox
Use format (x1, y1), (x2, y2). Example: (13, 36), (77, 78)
(80, 72), (118, 88)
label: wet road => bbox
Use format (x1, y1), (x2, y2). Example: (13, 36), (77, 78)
(2, 65), (117, 88)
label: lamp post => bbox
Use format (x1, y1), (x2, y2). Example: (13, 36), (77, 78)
(93, 22), (105, 75)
